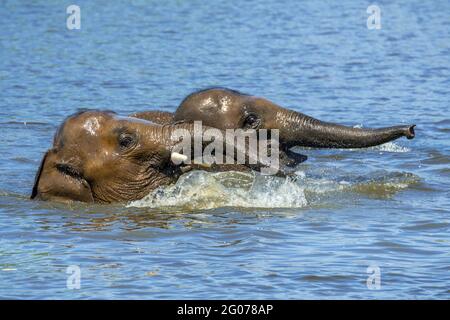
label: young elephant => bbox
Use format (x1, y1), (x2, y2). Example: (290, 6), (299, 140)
(133, 88), (416, 149)
(31, 110), (274, 204)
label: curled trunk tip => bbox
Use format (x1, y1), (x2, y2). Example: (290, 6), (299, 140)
(405, 125), (416, 139)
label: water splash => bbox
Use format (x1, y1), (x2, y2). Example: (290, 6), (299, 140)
(348, 171), (419, 198)
(128, 171), (307, 210)
(127, 169), (419, 210)
(369, 142), (410, 153)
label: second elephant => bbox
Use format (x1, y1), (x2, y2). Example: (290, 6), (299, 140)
(132, 87), (416, 151)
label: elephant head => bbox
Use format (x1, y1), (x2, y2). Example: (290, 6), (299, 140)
(31, 110), (270, 203)
(174, 88), (416, 149)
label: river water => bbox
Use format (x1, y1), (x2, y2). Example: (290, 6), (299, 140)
(0, 0), (449, 299)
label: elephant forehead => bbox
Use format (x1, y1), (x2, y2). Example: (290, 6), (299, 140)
(58, 111), (112, 142)
(219, 95), (233, 112)
(57, 119), (116, 158)
(197, 94), (236, 114)
(198, 96), (218, 113)
(58, 120), (102, 147)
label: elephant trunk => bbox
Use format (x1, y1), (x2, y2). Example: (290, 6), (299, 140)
(275, 110), (416, 149)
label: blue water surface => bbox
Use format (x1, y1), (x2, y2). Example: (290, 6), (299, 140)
(0, 0), (449, 299)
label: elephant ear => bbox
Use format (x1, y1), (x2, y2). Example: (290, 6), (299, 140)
(31, 149), (94, 203)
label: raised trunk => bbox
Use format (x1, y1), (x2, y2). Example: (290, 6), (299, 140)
(276, 110), (415, 149)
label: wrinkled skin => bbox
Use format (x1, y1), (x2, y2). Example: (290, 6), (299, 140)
(31, 110), (271, 204)
(135, 88), (415, 151)
(175, 88), (416, 148)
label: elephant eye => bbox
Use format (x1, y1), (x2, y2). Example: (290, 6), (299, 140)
(118, 132), (136, 150)
(243, 113), (260, 129)
(56, 163), (83, 181)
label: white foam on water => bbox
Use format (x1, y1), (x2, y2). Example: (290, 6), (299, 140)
(128, 171), (308, 210)
(127, 169), (419, 210)
(370, 142), (410, 153)
(384, 182), (410, 189)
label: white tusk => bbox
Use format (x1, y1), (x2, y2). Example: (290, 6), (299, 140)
(171, 152), (188, 164)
